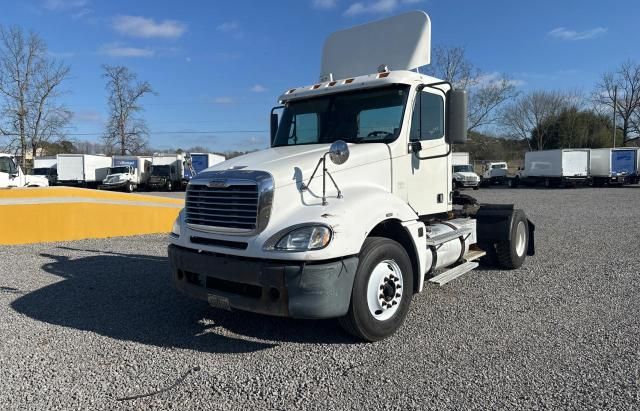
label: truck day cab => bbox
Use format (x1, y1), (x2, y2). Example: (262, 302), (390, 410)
(452, 152), (480, 190)
(100, 156), (152, 192)
(168, 12), (536, 341)
(0, 153), (49, 188)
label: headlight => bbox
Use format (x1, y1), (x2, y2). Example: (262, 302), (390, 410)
(269, 225), (332, 251)
(171, 210), (182, 237)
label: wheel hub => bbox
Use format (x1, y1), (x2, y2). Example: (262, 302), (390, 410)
(367, 260), (403, 321)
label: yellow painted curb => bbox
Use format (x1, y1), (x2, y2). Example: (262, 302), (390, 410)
(0, 187), (183, 245)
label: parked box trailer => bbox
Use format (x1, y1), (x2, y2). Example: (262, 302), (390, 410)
(590, 148), (639, 186)
(451, 152), (469, 166)
(189, 153), (226, 175)
(57, 154), (112, 187)
(510, 149), (590, 187)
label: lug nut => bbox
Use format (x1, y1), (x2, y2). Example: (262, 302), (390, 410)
(396, 293), (401, 298)
(392, 301), (397, 305)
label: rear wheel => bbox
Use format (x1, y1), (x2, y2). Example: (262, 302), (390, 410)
(125, 182), (134, 193)
(496, 212), (529, 269)
(339, 237), (413, 342)
(166, 180), (173, 191)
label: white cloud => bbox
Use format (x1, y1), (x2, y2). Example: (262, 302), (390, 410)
(113, 15), (187, 39)
(185, 56), (192, 63)
(313, 0), (338, 9)
(548, 27), (607, 41)
(217, 21), (239, 33)
(475, 72), (525, 88)
(43, 0), (87, 11)
(213, 96), (235, 104)
(250, 84), (268, 93)
(344, 0), (420, 16)
(99, 43), (155, 58)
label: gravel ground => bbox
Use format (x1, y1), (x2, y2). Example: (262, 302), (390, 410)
(1, 186), (639, 410)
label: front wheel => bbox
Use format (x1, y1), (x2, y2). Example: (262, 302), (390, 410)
(166, 181), (173, 191)
(339, 237), (413, 342)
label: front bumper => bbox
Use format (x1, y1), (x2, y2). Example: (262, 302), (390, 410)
(99, 181), (128, 190)
(168, 244), (358, 319)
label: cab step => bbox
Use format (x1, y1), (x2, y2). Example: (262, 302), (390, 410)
(428, 249), (486, 286)
(429, 261), (479, 286)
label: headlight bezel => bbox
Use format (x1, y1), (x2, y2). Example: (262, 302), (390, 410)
(263, 224), (333, 252)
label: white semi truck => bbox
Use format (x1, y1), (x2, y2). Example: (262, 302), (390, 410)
(168, 12), (535, 341)
(509, 149), (591, 188)
(0, 153), (49, 188)
(31, 156), (58, 186)
(452, 152), (480, 190)
(57, 154), (112, 187)
(100, 155), (152, 192)
(480, 161), (508, 186)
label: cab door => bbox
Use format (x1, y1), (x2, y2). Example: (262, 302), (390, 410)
(406, 88), (451, 216)
(0, 156), (20, 187)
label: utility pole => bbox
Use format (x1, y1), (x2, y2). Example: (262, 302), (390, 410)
(612, 85), (617, 148)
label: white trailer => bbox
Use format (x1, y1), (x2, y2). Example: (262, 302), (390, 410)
(590, 148), (639, 186)
(100, 156), (152, 192)
(33, 156), (57, 169)
(167, 11), (535, 342)
(451, 152), (469, 166)
(188, 153), (226, 176)
(57, 154), (112, 187)
(510, 149), (590, 188)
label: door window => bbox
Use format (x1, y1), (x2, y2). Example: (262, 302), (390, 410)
(410, 91), (445, 141)
(0, 157), (15, 174)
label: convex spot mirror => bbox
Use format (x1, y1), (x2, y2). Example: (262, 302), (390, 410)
(329, 140), (349, 165)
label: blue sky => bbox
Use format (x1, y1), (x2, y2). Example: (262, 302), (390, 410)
(2, 0), (639, 152)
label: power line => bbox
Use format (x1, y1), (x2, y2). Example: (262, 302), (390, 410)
(1, 130), (269, 137)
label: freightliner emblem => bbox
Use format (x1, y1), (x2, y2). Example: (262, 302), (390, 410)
(207, 179), (229, 188)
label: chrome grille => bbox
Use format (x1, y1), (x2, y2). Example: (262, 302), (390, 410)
(185, 171), (273, 235)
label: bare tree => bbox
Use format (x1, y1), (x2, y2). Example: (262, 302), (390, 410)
(502, 90), (570, 150)
(425, 46), (518, 132)
(102, 65), (154, 155)
(593, 60), (640, 146)
(0, 25), (71, 168)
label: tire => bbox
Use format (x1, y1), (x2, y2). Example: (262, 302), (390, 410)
(338, 237), (414, 342)
(166, 181), (173, 191)
(478, 242), (498, 267)
(544, 178), (551, 188)
(496, 211), (529, 269)
(125, 182), (133, 193)
(473, 185), (479, 191)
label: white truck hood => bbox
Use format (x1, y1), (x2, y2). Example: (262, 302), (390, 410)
(203, 143), (391, 188)
(454, 172), (479, 179)
(25, 175), (49, 187)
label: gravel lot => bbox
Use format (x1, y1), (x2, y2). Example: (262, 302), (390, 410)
(1, 186), (639, 410)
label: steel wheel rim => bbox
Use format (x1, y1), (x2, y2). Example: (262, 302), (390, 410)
(366, 259), (403, 321)
(515, 221), (526, 257)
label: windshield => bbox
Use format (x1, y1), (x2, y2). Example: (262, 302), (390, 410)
(453, 165), (474, 173)
(273, 85), (409, 147)
(32, 168), (53, 176)
(492, 164), (507, 169)
(151, 165), (170, 176)
(109, 166), (130, 174)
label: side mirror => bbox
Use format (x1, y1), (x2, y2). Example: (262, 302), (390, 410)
(328, 140), (349, 165)
(447, 89), (467, 144)
(270, 113), (279, 143)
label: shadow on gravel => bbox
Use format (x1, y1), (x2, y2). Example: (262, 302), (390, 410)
(11, 248), (352, 354)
